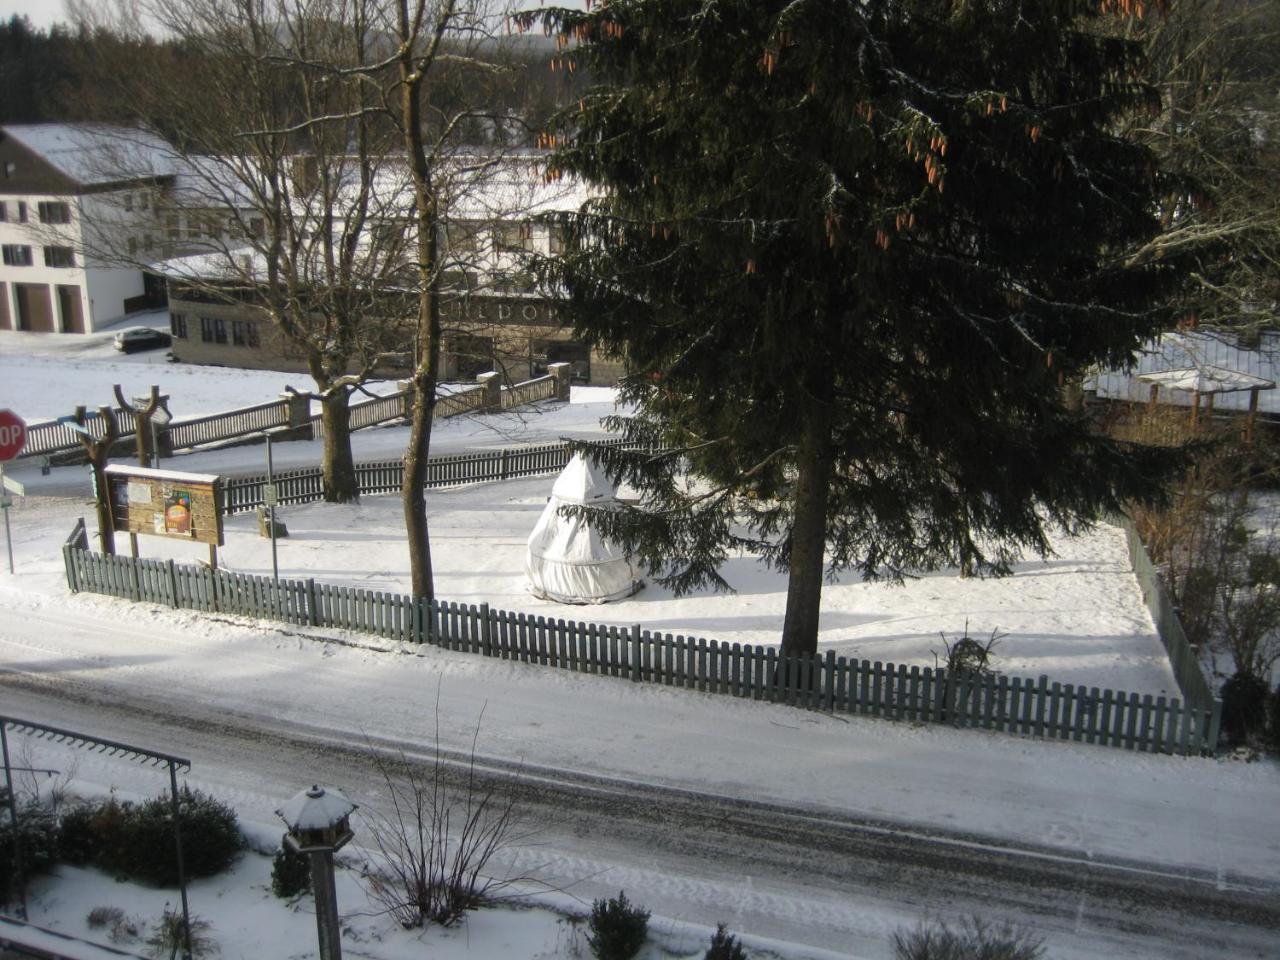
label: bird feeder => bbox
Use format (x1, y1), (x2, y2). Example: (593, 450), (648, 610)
(277, 784), (356, 853)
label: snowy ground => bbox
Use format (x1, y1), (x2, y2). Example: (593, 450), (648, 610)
(2, 329), (1279, 960)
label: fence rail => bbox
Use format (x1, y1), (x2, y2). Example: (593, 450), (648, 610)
(166, 398), (291, 451)
(61, 536), (1222, 757)
(221, 438), (638, 514)
(1117, 515), (1216, 711)
(502, 375), (556, 409)
(19, 373), (559, 463)
(21, 406), (140, 458)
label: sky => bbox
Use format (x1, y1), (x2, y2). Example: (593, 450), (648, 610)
(0, 0), (66, 30)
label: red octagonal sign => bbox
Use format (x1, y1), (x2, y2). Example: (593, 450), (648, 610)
(0, 410), (27, 462)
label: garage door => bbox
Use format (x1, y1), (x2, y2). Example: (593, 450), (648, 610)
(14, 283), (53, 332)
(57, 284), (84, 333)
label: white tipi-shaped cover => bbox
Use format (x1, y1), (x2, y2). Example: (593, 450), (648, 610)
(525, 453), (642, 604)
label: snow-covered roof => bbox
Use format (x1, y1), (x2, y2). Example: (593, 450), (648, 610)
(3, 123), (175, 186)
(1137, 365), (1276, 395)
(276, 785), (357, 831)
(1090, 330), (1280, 413)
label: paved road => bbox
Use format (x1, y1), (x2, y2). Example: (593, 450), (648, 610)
(3, 669), (1277, 960)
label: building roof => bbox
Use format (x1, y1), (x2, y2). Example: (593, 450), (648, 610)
(1137, 365), (1276, 395)
(2, 123), (175, 187)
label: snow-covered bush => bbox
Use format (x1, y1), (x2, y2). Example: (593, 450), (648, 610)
(271, 834), (311, 898)
(587, 890), (649, 960)
(1220, 671), (1270, 746)
(892, 916), (1044, 960)
(705, 923), (748, 960)
(0, 797), (60, 903)
(59, 788), (243, 886)
(1266, 681), (1280, 749)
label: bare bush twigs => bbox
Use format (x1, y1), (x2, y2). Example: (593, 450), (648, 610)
(359, 702), (532, 929)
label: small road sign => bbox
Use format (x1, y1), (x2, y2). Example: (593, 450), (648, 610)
(1, 473), (24, 496)
(263, 483), (279, 507)
(0, 410), (27, 461)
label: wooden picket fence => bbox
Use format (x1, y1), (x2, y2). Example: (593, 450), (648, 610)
(61, 537), (1222, 756)
(221, 437), (641, 514)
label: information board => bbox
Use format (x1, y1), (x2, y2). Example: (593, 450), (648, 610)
(104, 465), (225, 547)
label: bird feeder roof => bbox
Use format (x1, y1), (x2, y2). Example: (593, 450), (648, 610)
(277, 785), (357, 831)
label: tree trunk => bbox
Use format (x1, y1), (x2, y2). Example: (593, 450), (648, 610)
(396, 0), (445, 601)
(779, 393), (834, 657)
(320, 389), (358, 503)
(403, 381), (437, 599)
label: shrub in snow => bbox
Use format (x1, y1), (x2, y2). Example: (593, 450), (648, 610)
(271, 833), (311, 898)
(0, 798), (60, 902)
(1220, 671), (1269, 746)
(892, 916), (1044, 960)
(73, 788), (242, 886)
(587, 890), (649, 960)
(705, 923), (748, 960)
(1269, 682), (1280, 749)
(145, 905), (216, 960)
(86, 906), (140, 945)
(57, 800), (103, 865)
(935, 621), (1004, 676)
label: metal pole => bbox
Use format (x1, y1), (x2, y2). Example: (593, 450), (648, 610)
(1, 724), (26, 920)
(168, 762), (193, 960)
(0, 466), (13, 575)
(267, 434), (279, 585)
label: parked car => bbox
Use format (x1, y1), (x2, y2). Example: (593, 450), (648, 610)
(114, 327), (172, 354)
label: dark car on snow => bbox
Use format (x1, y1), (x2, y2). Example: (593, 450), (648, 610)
(113, 327), (172, 354)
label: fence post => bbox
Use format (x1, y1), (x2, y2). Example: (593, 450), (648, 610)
(500, 449), (510, 481)
(547, 362), (572, 401)
(167, 559), (180, 609)
(63, 545), (78, 593)
(476, 372), (502, 411)
(306, 578), (319, 627)
(480, 603), (493, 656)
(278, 390), (314, 441)
(1205, 697), (1223, 754)
(632, 623), (643, 682)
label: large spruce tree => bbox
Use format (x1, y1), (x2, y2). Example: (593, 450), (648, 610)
(516, 0), (1186, 655)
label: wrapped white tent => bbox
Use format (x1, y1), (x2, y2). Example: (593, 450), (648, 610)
(525, 454), (642, 604)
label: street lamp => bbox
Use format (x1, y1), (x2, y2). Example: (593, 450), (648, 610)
(277, 785), (357, 960)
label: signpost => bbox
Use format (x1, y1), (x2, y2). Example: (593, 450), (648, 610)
(0, 410), (27, 574)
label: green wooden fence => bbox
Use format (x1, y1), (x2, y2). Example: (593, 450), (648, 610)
(61, 538), (1222, 756)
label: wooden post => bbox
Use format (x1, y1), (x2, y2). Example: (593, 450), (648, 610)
(1246, 387), (1260, 444)
(1147, 382), (1159, 410)
(1189, 390), (1201, 430)
(73, 405), (119, 556)
(113, 383), (164, 468)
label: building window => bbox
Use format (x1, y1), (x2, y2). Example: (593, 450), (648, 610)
(0, 201), (6, 222)
(214, 317), (227, 344)
(37, 201), (71, 224)
(200, 316), (214, 342)
(42, 246), (75, 268)
(170, 313), (188, 339)
(448, 221), (483, 254)
(2, 161), (13, 178)
(548, 224), (566, 255)
(249, 217), (265, 239)
(232, 320), (248, 346)
(166, 214), (180, 241)
(124, 193), (134, 212)
(142, 233), (153, 252)
(17, 202), (27, 223)
(1, 245), (33, 267)
(127, 237), (137, 257)
(495, 222), (532, 253)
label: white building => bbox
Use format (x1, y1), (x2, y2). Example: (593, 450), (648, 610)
(0, 123), (172, 334)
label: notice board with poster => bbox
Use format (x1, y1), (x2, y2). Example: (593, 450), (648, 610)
(104, 465), (225, 546)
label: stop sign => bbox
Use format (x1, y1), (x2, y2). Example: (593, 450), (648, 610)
(0, 410), (27, 461)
